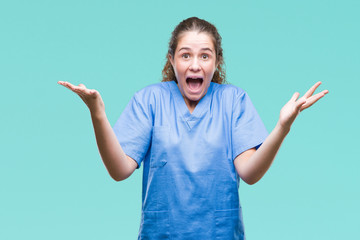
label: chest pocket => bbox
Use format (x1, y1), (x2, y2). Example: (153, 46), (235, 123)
(150, 126), (169, 168)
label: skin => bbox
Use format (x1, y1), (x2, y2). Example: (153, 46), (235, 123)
(58, 31), (328, 183)
(234, 82), (329, 184)
(169, 31), (218, 113)
(57, 81), (137, 181)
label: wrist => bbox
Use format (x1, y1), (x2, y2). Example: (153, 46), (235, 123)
(275, 121), (291, 137)
(90, 108), (106, 121)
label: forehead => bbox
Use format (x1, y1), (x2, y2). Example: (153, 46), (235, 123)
(176, 31), (215, 51)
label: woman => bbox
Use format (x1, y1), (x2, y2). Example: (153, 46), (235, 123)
(58, 17), (328, 239)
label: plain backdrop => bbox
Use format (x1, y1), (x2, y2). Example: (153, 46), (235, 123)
(1, 0), (359, 239)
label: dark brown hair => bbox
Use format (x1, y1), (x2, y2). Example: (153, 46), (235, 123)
(162, 17), (226, 84)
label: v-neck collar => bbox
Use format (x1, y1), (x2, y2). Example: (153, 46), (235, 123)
(168, 81), (213, 129)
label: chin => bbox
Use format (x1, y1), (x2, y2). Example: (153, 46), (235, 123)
(186, 92), (205, 102)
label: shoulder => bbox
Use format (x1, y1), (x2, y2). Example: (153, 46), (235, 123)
(130, 82), (173, 113)
(135, 82), (170, 96)
(210, 83), (255, 113)
(133, 82), (171, 102)
(211, 83), (247, 100)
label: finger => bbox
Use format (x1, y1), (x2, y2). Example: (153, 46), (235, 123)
(62, 82), (90, 95)
(303, 81), (322, 98)
(58, 81), (78, 91)
(89, 89), (99, 96)
(295, 97), (306, 109)
(58, 81), (69, 85)
(301, 90), (329, 111)
(58, 81), (70, 88)
(58, 81), (98, 98)
(58, 81), (75, 88)
(73, 87), (92, 96)
(290, 92), (300, 102)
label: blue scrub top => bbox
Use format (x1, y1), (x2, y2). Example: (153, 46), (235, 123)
(113, 81), (268, 240)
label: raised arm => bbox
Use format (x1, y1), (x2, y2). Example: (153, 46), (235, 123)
(58, 81), (137, 181)
(234, 81), (329, 185)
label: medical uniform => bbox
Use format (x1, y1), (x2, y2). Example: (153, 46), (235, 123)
(113, 81), (268, 240)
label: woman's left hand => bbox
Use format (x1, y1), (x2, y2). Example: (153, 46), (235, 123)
(279, 81), (329, 131)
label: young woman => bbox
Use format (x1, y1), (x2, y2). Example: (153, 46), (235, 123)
(58, 17), (328, 239)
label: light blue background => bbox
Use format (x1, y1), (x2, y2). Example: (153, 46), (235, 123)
(1, 0), (359, 239)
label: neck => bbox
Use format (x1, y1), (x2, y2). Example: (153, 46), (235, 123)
(184, 99), (199, 114)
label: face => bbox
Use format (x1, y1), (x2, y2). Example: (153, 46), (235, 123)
(169, 31), (217, 111)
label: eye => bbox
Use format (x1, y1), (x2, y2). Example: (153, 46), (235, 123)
(182, 53), (190, 59)
(201, 54), (209, 60)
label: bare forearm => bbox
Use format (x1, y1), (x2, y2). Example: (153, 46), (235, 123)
(234, 82), (328, 185)
(57, 81), (137, 181)
(237, 122), (289, 184)
(90, 110), (137, 181)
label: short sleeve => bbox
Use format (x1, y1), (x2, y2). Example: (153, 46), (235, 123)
(113, 94), (153, 168)
(232, 91), (268, 160)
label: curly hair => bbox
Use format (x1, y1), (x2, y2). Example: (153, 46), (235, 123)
(162, 17), (226, 84)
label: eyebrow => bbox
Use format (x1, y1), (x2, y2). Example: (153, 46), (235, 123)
(178, 47), (214, 53)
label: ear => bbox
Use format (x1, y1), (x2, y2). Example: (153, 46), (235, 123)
(168, 54), (174, 67)
(215, 57), (220, 69)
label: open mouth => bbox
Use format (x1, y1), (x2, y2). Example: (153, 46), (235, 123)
(186, 77), (203, 91)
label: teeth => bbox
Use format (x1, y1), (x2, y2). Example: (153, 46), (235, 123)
(186, 77), (203, 82)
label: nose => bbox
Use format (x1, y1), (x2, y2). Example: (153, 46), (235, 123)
(189, 58), (200, 72)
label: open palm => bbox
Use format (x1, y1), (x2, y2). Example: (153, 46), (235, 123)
(58, 81), (105, 115)
(279, 81), (329, 130)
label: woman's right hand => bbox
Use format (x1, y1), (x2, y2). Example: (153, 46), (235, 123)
(58, 81), (137, 180)
(58, 81), (105, 116)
